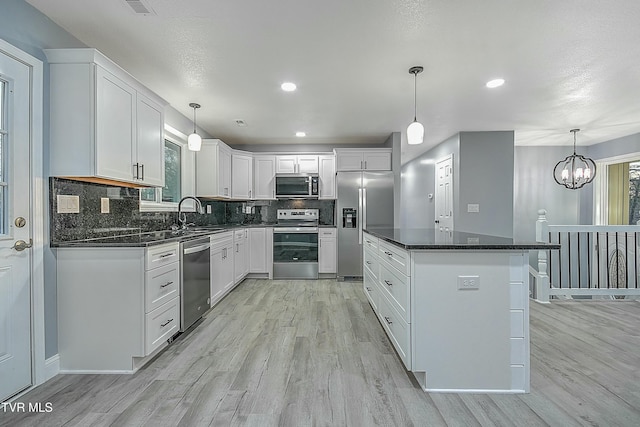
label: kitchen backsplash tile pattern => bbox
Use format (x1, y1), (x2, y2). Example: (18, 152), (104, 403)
(50, 178), (335, 242)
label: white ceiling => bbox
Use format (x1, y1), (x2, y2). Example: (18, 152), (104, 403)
(25, 0), (640, 163)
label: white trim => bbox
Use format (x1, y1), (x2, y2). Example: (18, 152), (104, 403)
(0, 39), (46, 391)
(44, 354), (59, 382)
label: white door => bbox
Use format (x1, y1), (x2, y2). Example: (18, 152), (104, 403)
(0, 49), (33, 401)
(435, 155), (454, 233)
(253, 155), (275, 199)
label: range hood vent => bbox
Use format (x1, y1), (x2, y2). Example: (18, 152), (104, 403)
(124, 0), (156, 15)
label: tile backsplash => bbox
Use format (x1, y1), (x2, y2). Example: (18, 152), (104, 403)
(50, 178), (335, 242)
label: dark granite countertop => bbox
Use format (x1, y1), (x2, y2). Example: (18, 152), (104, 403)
(363, 228), (560, 251)
(52, 223), (336, 248)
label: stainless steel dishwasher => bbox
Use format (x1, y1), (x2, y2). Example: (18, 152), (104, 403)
(180, 237), (211, 331)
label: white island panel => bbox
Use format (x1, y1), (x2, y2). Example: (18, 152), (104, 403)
(408, 251), (530, 393)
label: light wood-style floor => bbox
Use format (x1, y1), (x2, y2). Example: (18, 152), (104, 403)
(3, 280), (640, 426)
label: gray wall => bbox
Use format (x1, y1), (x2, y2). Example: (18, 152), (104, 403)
(513, 146), (582, 243)
(401, 131), (514, 237)
(457, 131), (514, 238)
(400, 134), (459, 228)
(1, 0), (86, 360)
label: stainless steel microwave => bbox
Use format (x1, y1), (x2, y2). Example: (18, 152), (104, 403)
(275, 175), (319, 198)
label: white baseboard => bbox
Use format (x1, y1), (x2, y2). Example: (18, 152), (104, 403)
(44, 354), (60, 382)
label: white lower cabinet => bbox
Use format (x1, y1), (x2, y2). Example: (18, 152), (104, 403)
(56, 242), (180, 373)
(362, 232), (411, 370)
(249, 227), (273, 275)
(210, 231), (235, 306)
(234, 229), (249, 284)
(318, 228), (337, 274)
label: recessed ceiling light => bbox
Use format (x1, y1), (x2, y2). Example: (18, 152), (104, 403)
(296, 131), (306, 137)
(281, 82), (297, 92)
(486, 78), (505, 88)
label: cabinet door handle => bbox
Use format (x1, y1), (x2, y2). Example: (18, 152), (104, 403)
(140, 164), (144, 181)
(249, 190), (252, 198)
(364, 160), (367, 170)
(384, 251), (393, 257)
(384, 280), (392, 287)
(366, 261), (372, 265)
(236, 243), (239, 253)
(366, 287), (372, 291)
(133, 163), (139, 179)
(360, 160), (363, 170)
(160, 281), (173, 288)
(384, 316), (392, 325)
(161, 318), (174, 327)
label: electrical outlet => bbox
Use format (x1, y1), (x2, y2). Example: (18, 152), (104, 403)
(57, 195), (80, 213)
(458, 275), (480, 290)
(100, 197), (110, 214)
(467, 203), (480, 213)
(206, 205), (212, 214)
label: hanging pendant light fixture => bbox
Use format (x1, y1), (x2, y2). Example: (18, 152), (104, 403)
(187, 103), (202, 151)
(553, 129), (596, 189)
(407, 66), (424, 145)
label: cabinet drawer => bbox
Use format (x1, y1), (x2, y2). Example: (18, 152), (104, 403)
(146, 242), (180, 270)
(210, 231), (233, 251)
(145, 297), (180, 355)
(145, 261), (180, 313)
(363, 234), (379, 251)
(379, 262), (410, 322)
(379, 240), (410, 276)
(363, 247), (379, 279)
(363, 269), (378, 311)
(319, 228), (337, 238)
(234, 229), (246, 240)
(377, 294), (411, 369)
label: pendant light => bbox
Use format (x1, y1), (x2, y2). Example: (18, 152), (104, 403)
(187, 103), (202, 151)
(407, 66), (424, 145)
(553, 129), (596, 189)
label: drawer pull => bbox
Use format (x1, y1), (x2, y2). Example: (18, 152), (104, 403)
(160, 281), (173, 288)
(366, 261), (372, 265)
(384, 316), (393, 325)
(366, 287), (372, 291)
(384, 280), (392, 286)
(161, 318), (174, 328)
(384, 251), (393, 257)
(159, 253), (173, 259)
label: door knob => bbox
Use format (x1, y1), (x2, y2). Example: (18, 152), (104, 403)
(12, 239), (33, 252)
(14, 217), (27, 228)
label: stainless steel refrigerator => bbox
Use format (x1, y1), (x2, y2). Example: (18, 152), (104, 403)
(336, 171), (394, 278)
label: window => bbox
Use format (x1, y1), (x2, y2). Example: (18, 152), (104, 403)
(607, 160), (640, 225)
(140, 139), (182, 207)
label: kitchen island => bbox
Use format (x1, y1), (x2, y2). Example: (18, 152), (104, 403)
(362, 228), (558, 394)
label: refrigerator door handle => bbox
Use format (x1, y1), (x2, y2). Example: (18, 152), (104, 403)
(362, 188), (367, 232)
(358, 187), (363, 244)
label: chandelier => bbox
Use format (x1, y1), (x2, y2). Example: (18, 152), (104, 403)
(553, 129), (596, 189)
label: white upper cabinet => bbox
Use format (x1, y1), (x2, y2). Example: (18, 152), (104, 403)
(335, 149), (392, 171)
(135, 93), (164, 186)
(231, 151), (253, 199)
(276, 155), (319, 174)
(318, 154), (336, 199)
(46, 48), (166, 186)
(196, 139), (232, 198)
(253, 155), (276, 199)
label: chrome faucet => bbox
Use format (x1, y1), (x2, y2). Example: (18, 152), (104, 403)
(177, 196), (204, 229)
